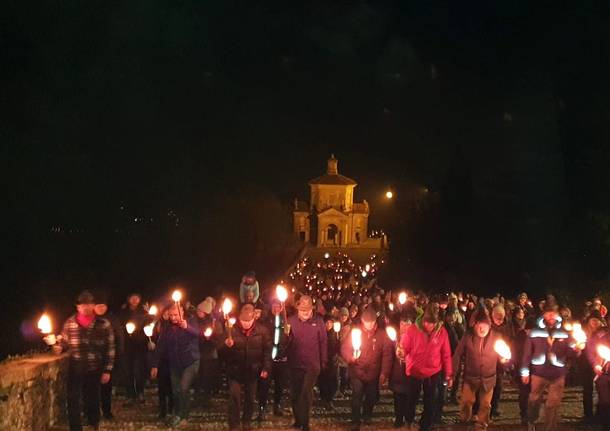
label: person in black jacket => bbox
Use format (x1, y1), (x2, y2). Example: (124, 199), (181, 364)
(390, 313), (412, 428)
(195, 298), (223, 404)
(319, 315), (340, 410)
(341, 308), (393, 431)
(120, 293), (149, 405)
(257, 299), (290, 418)
(221, 304), (272, 431)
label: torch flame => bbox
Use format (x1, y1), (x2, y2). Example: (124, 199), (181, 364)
(333, 321), (341, 333)
(143, 323), (154, 337)
(389, 303), (395, 311)
(398, 292), (407, 305)
(276, 285), (288, 302)
(228, 317), (236, 326)
(597, 344), (610, 362)
(571, 323), (588, 345)
(351, 328), (362, 352)
(38, 314), (52, 335)
(222, 298), (233, 316)
(494, 339), (512, 360)
(126, 322), (136, 335)
(386, 326), (397, 342)
(148, 305), (158, 316)
(171, 290), (182, 303)
(204, 327), (213, 338)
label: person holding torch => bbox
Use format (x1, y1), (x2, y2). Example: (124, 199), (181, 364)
(221, 304), (272, 431)
(150, 303), (200, 428)
(452, 308), (510, 430)
(340, 308), (393, 431)
(585, 309), (610, 426)
(521, 298), (582, 431)
(53, 290), (115, 431)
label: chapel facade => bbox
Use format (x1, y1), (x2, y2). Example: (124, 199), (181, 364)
(293, 155), (385, 249)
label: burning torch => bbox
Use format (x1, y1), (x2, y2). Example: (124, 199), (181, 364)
(351, 328), (362, 360)
(494, 339), (512, 363)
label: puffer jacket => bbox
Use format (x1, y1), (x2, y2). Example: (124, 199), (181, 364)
(340, 324), (393, 382)
(222, 321), (272, 381)
(520, 317), (578, 380)
(452, 329), (504, 391)
(400, 317), (452, 379)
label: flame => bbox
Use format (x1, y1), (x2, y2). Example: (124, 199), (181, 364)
(389, 303), (395, 311)
(125, 322), (136, 334)
(148, 305), (158, 316)
(597, 344), (610, 362)
(171, 290), (182, 303)
(386, 326), (397, 342)
(38, 314), (52, 334)
(276, 285), (288, 302)
(398, 292), (407, 305)
(351, 328), (362, 352)
(494, 339), (512, 360)
(222, 298), (233, 316)
(228, 317), (236, 326)
(143, 323), (154, 337)
(571, 323), (588, 345)
(204, 327), (213, 338)
(333, 321), (341, 333)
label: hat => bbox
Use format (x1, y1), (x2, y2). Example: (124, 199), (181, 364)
(296, 295), (314, 311)
(422, 305), (438, 324)
(198, 299), (214, 315)
(492, 304), (505, 318)
(361, 308), (377, 323)
(587, 309), (603, 322)
(239, 304), (255, 321)
(518, 292), (528, 299)
(244, 270), (256, 278)
(340, 307), (350, 316)
(76, 290), (95, 305)
(543, 298), (559, 313)
(473, 309), (492, 326)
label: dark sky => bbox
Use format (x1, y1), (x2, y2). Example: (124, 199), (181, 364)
(4, 0), (610, 282)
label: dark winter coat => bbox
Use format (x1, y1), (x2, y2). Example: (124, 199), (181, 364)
(222, 321), (272, 381)
(197, 314), (224, 361)
(389, 340), (409, 394)
(152, 317), (200, 370)
(452, 329), (504, 391)
(340, 324), (393, 383)
(287, 314), (328, 372)
(520, 317), (578, 380)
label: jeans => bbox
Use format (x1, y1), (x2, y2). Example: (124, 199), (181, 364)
(461, 380), (494, 430)
(349, 376), (378, 424)
(290, 368), (319, 430)
(228, 377), (258, 430)
(490, 365), (503, 415)
(596, 373), (610, 426)
(124, 349), (146, 399)
(528, 375), (565, 431)
(258, 360), (289, 408)
(198, 358), (220, 396)
(170, 360), (200, 420)
(393, 392), (409, 425)
(100, 373), (113, 416)
(158, 360), (173, 416)
(405, 373), (441, 431)
(67, 366), (101, 431)
(319, 366), (338, 403)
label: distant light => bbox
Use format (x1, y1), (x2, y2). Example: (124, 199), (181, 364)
(385, 191), (394, 199)
(324, 253), (330, 259)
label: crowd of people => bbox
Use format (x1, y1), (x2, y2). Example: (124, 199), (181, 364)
(47, 253), (610, 431)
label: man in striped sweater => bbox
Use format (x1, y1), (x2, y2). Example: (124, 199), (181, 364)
(53, 290), (115, 431)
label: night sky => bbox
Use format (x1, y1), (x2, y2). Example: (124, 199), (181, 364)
(3, 1), (610, 357)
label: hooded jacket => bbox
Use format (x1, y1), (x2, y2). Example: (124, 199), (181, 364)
(400, 316), (452, 379)
(340, 324), (393, 382)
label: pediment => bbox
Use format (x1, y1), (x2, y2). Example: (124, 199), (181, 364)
(317, 207), (347, 218)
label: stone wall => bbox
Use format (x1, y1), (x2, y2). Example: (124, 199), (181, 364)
(0, 353), (68, 430)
